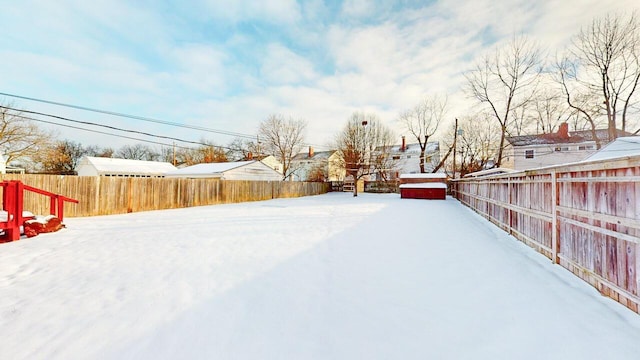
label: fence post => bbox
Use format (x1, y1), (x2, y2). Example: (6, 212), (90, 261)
(551, 171), (560, 264)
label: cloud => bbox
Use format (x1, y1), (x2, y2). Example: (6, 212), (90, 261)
(260, 44), (318, 85)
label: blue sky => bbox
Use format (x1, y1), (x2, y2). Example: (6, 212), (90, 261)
(1, 0), (638, 151)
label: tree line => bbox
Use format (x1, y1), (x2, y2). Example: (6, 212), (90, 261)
(1, 12), (638, 179)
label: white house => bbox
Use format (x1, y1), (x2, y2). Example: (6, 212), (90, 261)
(502, 123), (630, 171)
(257, 155), (283, 176)
(373, 137), (440, 180)
(392, 137), (440, 175)
(164, 160), (282, 181)
(291, 147), (345, 182)
(76, 156), (177, 177)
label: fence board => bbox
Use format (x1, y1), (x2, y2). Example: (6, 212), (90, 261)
(0, 174), (328, 218)
(452, 156), (640, 314)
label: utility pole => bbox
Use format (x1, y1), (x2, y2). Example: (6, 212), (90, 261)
(452, 118), (458, 179)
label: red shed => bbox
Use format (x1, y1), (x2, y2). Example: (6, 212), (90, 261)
(399, 173), (447, 200)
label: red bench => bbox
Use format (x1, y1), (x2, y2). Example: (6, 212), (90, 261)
(0, 180), (78, 242)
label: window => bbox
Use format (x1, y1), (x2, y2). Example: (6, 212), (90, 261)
(525, 150), (534, 159)
(392, 155), (400, 160)
(578, 145), (594, 150)
(554, 147), (569, 152)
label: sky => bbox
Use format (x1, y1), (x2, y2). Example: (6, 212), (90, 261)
(1, 0), (639, 153)
(2, 193), (640, 359)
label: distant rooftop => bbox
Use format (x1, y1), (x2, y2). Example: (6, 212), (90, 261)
(507, 128), (631, 147)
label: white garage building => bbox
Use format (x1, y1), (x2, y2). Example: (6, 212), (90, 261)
(164, 160), (282, 181)
(76, 156), (177, 177)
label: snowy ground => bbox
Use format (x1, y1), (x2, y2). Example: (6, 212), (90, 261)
(2, 193), (640, 359)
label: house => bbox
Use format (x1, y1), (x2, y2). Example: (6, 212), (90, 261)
(582, 136), (640, 162)
(164, 160), (282, 181)
(291, 147), (345, 182)
(502, 123), (631, 170)
(258, 155), (283, 175)
(375, 137), (440, 180)
(76, 156), (177, 177)
(0, 154), (26, 174)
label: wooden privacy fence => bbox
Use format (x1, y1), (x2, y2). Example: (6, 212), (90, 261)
(0, 174), (329, 218)
(451, 156), (640, 314)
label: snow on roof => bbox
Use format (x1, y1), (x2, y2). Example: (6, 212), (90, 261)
(583, 136), (640, 162)
(82, 157), (176, 175)
(399, 173), (447, 179)
(463, 167), (515, 178)
(386, 141), (439, 153)
(292, 150), (336, 161)
(399, 183), (448, 189)
(164, 161), (256, 176)
(507, 129), (632, 147)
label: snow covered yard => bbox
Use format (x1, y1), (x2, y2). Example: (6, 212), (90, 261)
(2, 193), (640, 359)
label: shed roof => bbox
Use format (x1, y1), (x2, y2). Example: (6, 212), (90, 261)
(583, 136), (640, 162)
(164, 160), (258, 177)
(81, 157), (176, 175)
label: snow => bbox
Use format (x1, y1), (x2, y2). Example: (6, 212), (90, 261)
(583, 136), (640, 162)
(79, 156), (176, 176)
(2, 193), (640, 359)
(0, 210), (34, 222)
(399, 183), (448, 189)
(165, 161), (255, 176)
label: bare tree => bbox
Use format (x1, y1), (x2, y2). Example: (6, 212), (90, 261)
(115, 143), (159, 161)
(335, 112), (395, 196)
(457, 114), (501, 175)
(556, 58), (610, 147)
(175, 140), (228, 166)
(226, 137), (260, 161)
(258, 114), (307, 181)
(558, 12), (640, 140)
(465, 36), (543, 166)
(32, 140), (85, 174)
(398, 94), (447, 173)
(529, 89), (573, 134)
(0, 103), (55, 165)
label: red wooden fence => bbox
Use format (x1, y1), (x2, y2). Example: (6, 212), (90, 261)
(451, 156), (640, 313)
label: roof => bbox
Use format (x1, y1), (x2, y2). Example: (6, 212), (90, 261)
(399, 173), (446, 179)
(507, 129), (631, 147)
(583, 136), (640, 162)
(399, 183), (448, 189)
(164, 161), (256, 176)
(463, 167), (516, 178)
(387, 141), (439, 153)
(80, 157), (176, 175)
(292, 150), (337, 161)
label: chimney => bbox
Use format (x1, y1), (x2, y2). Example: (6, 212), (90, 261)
(557, 122), (569, 139)
(401, 136), (406, 152)
(247, 152), (253, 160)
(308, 146), (314, 158)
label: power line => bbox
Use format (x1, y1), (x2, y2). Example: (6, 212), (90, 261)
(1, 105), (232, 150)
(20, 115), (198, 151)
(0, 91), (256, 139)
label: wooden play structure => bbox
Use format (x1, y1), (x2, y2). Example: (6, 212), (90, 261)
(0, 180), (78, 242)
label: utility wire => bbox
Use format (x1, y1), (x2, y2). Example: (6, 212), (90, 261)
(0, 91), (331, 150)
(1, 105), (232, 150)
(0, 91), (256, 139)
(21, 115), (198, 151)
